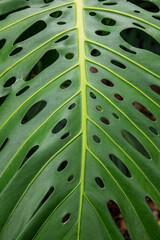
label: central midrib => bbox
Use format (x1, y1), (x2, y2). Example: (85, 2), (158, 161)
(75, 0), (87, 239)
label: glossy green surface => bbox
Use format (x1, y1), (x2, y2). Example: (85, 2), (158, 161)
(0, 0), (160, 239)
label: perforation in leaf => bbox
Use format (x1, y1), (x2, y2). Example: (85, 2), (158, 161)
(52, 119), (67, 134)
(0, 6), (30, 21)
(21, 100), (47, 124)
(149, 126), (158, 136)
(93, 135), (101, 143)
(109, 154), (132, 178)
(55, 35), (69, 43)
(16, 86), (30, 96)
(3, 77), (16, 88)
(103, 2), (118, 6)
(101, 17), (116, 26)
(57, 161), (68, 172)
(9, 47), (23, 56)
(14, 20), (47, 44)
(95, 30), (110, 36)
(26, 49), (59, 81)
(68, 175), (74, 182)
(19, 145), (39, 168)
(60, 80), (72, 89)
(62, 213), (70, 224)
(32, 186), (54, 217)
(95, 177), (105, 188)
(146, 197), (160, 223)
(127, 0), (159, 13)
(107, 200), (131, 239)
(101, 78), (114, 87)
(111, 60), (126, 69)
(61, 132), (70, 140)
(0, 94), (8, 107)
(121, 130), (151, 159)
(0, 39), (6, 49)
(133, 102), (156, 121)
(150, 85), (160, 95)
(50, 11), (62, 18)
(120, 28), (160, 56)
(119, 45), (136, 54)
(0, 138), (9, 151)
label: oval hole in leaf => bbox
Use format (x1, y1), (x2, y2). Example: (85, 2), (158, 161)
(26, 49), (59, 81)
(90, 92), (96, 99)
(62, 213), (70, 224)
(31, 186), (54, 218)
(3, 77), (16, 87)
(10, 47), (23, 56)
(95, 177), (105, 188)
(101, 18), (116, 26)
(65, 53), (74, 60)
(57, 161), (68, 172)
(68, 103), (76, 110)
(0, 138), (9, 151)
(19, 145), (39, 168)
(57, 21), (66, 25)
(16, 86), (30, 96)
(60, 80), (72, 89)
(0, 6), (30, 21)
(114, 94), (123, 101)
(133, 22), (145, 29)
(149, 126), (158, 136)
(55, 35), (69, 43)
(109, 154), (132, 178)
(14, 20), (47, 44)
(121, 130), (151, 159)
(152, 15), (160, 20)
(95, 30), (110, 36)
(127, 0), (159, 13)
(44, 0), (54, 3)
(150, 85), (160, 95)
(50, 11), (62, 18)
(93, 135), (101, 143)
(61, 132), (70, 140)
(0, 94), (8, 107)
(96, 105), (103, 112)
(112, 113), (119, 119)
(89, 12), (96, 16)
(103, 2), (117, 5)
(91, 49), (101, 56)
(21, 100), (47, 124)
(101, 79), (114, 87)
(90, 67), (98, 73)
(68, 175), (74, 182)
(145, 196), (160, 222)
(52, 119), (67, 134)
(120, 28), (160, 56)
(100, 117), (110, 125)
(119, 45), (136, 54)
(133, 102), (156, 121)
(107, 200), (130, 239)
(111, 60), (126, 69)
(0, 39), (6, 49)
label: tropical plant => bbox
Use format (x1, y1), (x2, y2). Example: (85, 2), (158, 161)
(0, 0), (160, 239)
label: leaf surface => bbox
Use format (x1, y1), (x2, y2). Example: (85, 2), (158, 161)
(0, 0), (160, 239)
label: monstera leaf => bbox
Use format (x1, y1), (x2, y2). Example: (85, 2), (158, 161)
(0, 0), (160, 239)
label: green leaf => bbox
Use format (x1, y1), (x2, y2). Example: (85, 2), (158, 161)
(0, 0), (160, 239)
